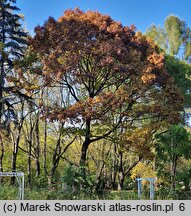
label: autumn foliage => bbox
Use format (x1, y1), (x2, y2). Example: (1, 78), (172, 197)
(28, 9), (183, 167)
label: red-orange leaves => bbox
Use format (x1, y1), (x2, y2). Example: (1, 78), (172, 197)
(30, 8), (183, 127)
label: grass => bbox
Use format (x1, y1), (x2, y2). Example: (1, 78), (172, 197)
(1, 183), (191, 200)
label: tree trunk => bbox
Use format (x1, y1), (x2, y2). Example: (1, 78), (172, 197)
(48, 133), (61, 187)
(117, 151), (124, 191)
(79, 119), (91, 175)
(170, 155), (178, 190)
(0, 4), (5, 122)
(47, 123), (65, 188)
(0, 57), (4, 121)
(35, 115), (40, 176)
(11, 152), (17, 184)
(0, 138), (4, 182)
(118, 172), (124, 191)
(170, 141), (178, 190)
(11, 125), (22, 185)
(47, 175), (56, 190)
(43, 117), (48, 174)
(80, 140), (89, 167)
(111, 143), (117, 190)
(27, 140), (32, 186)
(35, 159), (40, 177)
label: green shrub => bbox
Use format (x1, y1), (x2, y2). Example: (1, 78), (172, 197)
(61, 165), (102, 199)
(107, 190), (138, 200)
(0, 183), (18, 200)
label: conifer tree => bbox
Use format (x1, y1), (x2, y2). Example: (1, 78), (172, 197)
(0, 0), (27, 175)
(0, 0), (27, 127)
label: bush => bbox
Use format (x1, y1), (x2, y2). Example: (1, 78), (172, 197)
(0, 183), (18, 200)
(61, 165), (101, 199)
(107, 190), (138, 200)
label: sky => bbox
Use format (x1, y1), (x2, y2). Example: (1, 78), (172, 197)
(17, 0), (191, 35)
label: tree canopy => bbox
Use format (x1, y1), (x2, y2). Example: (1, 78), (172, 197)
(145, 15), (191, 61)
(28, 9), (183, 169)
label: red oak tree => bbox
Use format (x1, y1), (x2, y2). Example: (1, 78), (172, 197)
(29, 9), (183, 170)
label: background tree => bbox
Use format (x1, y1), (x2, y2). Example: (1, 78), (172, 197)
(155, 125), (191, 190)
(0, 0), (27, 123)
(145, 15), (191, 61)
(146, 15), (191, 125)
(0, 0), (27, 174)
(165, 56), (191, 110)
